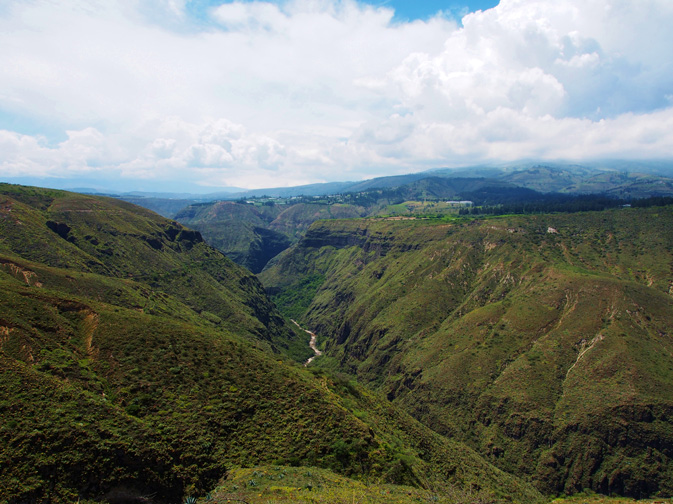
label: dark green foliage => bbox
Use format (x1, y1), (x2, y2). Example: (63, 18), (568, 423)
(269, 274), (326, 320)
(459, 193), (673, 216)
(174, 200), (288, 273)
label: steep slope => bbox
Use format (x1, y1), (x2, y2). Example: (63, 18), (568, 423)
(176, 200), (363, 272)
(172, 165), (673, 275)
(0, 184), (540, 504)
(261, 207), (673, 498)
(268, 202), (364, 240)
(0, 185), (293, 350)
(175, 200), (289, 273)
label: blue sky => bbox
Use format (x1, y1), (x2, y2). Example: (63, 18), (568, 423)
(0, 0), (672, 191)
(184, 0), (500, 23)
(371, 0), (499, 21)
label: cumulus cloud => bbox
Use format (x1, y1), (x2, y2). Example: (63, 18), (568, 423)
(0, 127), (113, 176)
(0, 0), (672, 188)
(347, 0), (673, 168)
(115, 117), (289, 186)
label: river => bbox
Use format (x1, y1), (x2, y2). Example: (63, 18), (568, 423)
(291, 319), (323, 366)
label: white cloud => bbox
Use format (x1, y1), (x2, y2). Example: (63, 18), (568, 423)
(214, 1), (288, 30)
(0, 0), (672, 188)
(115, 117), (288, 184)
(0, 127), (112, 176)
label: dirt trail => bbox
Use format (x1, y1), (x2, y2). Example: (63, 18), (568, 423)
(82, 311), (99, 356)
(291, 319), (323, 366)
(565, 333), (604, 380)
(0, 326), (13, 349)
(0, 260), (43, 287)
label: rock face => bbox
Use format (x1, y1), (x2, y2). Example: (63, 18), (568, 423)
(244, 226), (292, 273)
(261, 207), (673, 498)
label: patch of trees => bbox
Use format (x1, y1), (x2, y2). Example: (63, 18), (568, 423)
(459, 192), (673, 216)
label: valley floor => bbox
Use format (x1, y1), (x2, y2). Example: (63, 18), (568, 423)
(194, 466), (673, 504)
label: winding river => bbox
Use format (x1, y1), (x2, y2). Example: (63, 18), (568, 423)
(291, 319), (323, 366)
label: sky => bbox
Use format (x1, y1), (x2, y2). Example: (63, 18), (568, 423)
(0, 0), (672, 192)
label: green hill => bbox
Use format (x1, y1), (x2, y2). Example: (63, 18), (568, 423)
(260, 207), (673, 498)
(0, 184), (540, 504)
(175, 200), (364, 273)
(268, 202), (365, 240)
(174, 200), (289, 273)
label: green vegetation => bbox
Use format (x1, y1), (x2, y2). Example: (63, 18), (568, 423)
(204, 465), (500, 504)
(174, 200), (290, 273)
(5, 180), (673, 503)
(459, 193), (673, 216)
(269, 274), (326, 320)
(549, 496), (673, 504)
(175, 200), (365, 273)
(0, 184), (540, 504)
(261, 206), (673, 499)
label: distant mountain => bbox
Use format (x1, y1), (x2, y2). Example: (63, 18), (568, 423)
(218, 161), (673, 200)
(496, 165), (598, 193)
(32, 161), (673, 276)
(564, 171), (673, 198)
(116, 196), (200, 218)
(223, 181), (356, 199)
(5, 159), (673, 203)
(341, 173), (433, 192)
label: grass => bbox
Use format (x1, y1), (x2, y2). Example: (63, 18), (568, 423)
(174, 201), (364, 272)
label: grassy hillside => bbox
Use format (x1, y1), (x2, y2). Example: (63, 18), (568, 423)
(268, 202), (364, 240)
(175, 200), (289, 273)
(0, 185), (299, 351)
(0, 184), (540, 504)
(204, 465), (507, 504)
(261, 207), (673, 498)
